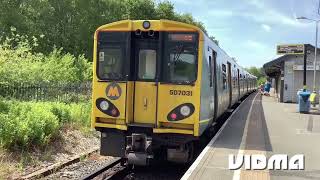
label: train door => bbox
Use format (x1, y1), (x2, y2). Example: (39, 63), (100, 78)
(237, 69), (240, 100)
(227, 62), (232, 107)
(133, 39), (158, 125)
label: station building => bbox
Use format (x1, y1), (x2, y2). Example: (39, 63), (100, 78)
(264, 44), (320, 103)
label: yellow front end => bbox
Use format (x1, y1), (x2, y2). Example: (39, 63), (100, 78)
(91, 20), (204, 137)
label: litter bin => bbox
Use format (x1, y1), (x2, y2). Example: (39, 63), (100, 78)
(297, 89), (303, 103)
(298, 91), (311, 113)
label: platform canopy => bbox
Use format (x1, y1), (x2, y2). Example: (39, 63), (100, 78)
(263, 55), (286, 77)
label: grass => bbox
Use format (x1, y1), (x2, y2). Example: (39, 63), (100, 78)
(0, 162), (13, 180)
(0, 126), (96, 179)
(0, 147), (20, 179)
(0, 145), (53, 179)
(0, 100), (91, 151)
(0, 99), (94, 178)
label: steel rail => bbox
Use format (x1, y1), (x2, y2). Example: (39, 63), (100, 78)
(81, 157), (123, 180)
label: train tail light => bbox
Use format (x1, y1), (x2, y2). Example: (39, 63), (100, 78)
(170, 113), (177, 120)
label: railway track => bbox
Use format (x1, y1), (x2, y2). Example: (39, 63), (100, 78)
(79, 156), (187, 180)
(81, 160), (190, 180)
(81, 158), (129, 180)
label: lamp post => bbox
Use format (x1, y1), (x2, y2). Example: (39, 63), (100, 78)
(297, 17), (319, 92)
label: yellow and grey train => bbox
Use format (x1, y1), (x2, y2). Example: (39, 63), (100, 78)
(91, 20), (256, 165)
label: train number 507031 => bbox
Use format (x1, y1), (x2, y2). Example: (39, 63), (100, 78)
(169, 90), (193, 96)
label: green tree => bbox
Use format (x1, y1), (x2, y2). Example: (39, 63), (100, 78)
(245, 66), (266, 85)
(122, 0), (157, 19)
(156, 1), (175, 20)
(246, 67), (264, 79)
(209, 36), (219, 45)
(174, 13), (207, 34)
(0, 0), (208, 60)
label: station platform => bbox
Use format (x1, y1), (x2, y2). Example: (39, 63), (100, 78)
(181, 90), (320, 180)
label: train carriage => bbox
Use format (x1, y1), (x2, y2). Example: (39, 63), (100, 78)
(91, 20), (256, 165)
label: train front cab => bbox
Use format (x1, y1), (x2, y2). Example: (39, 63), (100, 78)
(91, 20), (205, 165)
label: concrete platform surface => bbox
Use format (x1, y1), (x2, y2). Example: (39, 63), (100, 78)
(181, 91), (320, 180)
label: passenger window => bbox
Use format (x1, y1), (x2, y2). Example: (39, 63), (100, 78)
(222, 64), (226, 72)
(138, 50), (156, 80)
(222, 64), (227, 89)
(233, 71), (236, 86)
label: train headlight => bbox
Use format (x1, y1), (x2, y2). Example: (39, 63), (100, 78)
(180, 105), (191, 116)
(142, 21), (151, 29)
(100, 100), (109, 111)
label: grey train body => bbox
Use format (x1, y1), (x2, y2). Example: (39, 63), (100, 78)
(199, 36), (256, 135)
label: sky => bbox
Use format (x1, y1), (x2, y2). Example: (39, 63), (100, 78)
(157, 0), (320, 67)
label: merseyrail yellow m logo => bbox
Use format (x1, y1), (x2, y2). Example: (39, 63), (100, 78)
(106, 83), (122, 100)
(107, 87), (119, 97)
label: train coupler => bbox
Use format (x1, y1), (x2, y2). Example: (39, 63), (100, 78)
(126, 133), (153, 165)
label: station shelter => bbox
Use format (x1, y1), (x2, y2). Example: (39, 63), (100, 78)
(264, 44), (320, 103)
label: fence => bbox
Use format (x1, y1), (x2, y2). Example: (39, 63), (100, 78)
(0, 82), (92, 103)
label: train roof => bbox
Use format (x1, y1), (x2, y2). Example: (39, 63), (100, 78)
(95, 19), (206, 41)
(202, 34), (256, 79)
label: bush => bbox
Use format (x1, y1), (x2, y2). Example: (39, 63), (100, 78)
(0, 101), (91, 150)
(0, 99), (9, 113)
(0, 33), (92, 86)
(69, 103), (91, 127)
(0, 101), (59, 149)
(51, 103), (71, 124)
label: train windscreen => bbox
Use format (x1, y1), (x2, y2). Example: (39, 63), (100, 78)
(96, 31), (198, 84)
(162, 32), (198, 84)
(97, 32), (130, 81)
